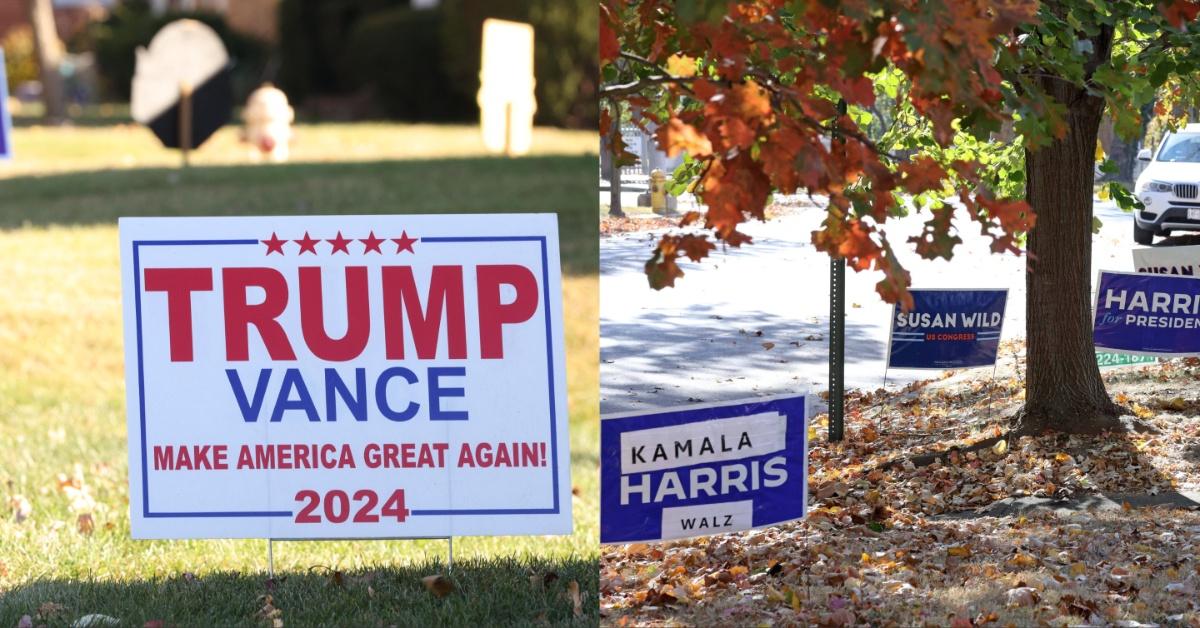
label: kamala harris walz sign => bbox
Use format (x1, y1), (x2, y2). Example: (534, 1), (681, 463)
(1094, 270), (1200, 356)
(120, 214), (571, 538)
(600, 395), (807, 544)
(887, 289), (1008, 370)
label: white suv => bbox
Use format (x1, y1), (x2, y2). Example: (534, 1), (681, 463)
(1134, 123), (1200, 245)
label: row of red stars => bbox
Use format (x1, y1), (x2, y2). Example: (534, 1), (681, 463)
(261, 231), (417, 255)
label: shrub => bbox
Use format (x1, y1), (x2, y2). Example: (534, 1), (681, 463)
(277, 0), (405, 102)
(2, 27), (40, 92)
(342, 8), (472, 121)
(439, 0), (598, 129)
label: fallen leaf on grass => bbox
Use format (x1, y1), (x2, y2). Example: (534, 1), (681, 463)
(1005, 586), (1039, 607)
(946, 545), (971, 558)
(72, 614), (120, 627)
(255, 594), (283, 628)
(38, 602), (66, 619)
(10, 495), (32, 522)
(1161, 397), (1187, 411)
(77, 513), (94, 535)
(1008, 553), (1038, 568)
(422, 574), (454, 598)
(567, 580), (583, 617)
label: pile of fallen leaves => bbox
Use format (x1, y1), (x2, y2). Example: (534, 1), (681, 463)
(600, 200), (805, 238)
(601, 214), (679, 236)
(602, 356), (1200, 626)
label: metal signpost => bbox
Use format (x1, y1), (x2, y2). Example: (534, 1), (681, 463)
(828, 258), (845, 442)
(827, 98), (848, 443)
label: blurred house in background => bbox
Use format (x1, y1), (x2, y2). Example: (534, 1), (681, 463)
(0, 0), (113, 42)
(4, 0), (597, 130)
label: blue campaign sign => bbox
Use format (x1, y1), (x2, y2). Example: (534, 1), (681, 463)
(600, 395), (806, 545)
(887, 289), (1007, 370)
(0, 49), (12, 160)
(1094, 270), (1200, 356)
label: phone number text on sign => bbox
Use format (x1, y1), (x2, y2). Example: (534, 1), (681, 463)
(120, 214), (571, 539)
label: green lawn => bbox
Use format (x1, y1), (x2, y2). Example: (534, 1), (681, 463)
(0, 124), (599, 626)
(0, 122), (597, 179)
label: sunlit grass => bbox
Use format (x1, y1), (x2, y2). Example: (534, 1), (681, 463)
(0, 122), (596, 178)
(0, 128), (598, 625)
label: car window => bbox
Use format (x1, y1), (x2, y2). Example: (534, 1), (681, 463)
(1158, 133), (1200, 163)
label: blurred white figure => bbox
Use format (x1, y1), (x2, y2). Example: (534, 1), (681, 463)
(478, 19), (536, 156)
(241, 83), (294, 162)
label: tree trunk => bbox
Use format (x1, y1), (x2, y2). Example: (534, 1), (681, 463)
(1017, 79), (1124, 435)
(608, 99), (625, 218)
(28, 0), (66, 123)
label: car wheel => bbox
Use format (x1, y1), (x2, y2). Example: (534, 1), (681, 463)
(1134, 221), (1155, 245)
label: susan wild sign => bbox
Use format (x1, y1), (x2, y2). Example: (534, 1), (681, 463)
(887, 289), (1007, 370)
(600, 395), (807, 544)
(1094, 270), (1200, 357)
(119, 215), (571, 539)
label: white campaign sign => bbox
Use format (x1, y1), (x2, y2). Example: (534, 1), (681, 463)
(1132, 245), (1200, 278)
(619, 412), (787, 474)
(120, 214), (571, 539)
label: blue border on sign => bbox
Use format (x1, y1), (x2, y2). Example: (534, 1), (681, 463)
(133, 236), (561, 519)
(0, 49), (13, 160)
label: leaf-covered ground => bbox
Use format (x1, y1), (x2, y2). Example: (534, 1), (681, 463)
(601, 348), (1200, 626)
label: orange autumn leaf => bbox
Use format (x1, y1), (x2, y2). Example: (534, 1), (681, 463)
(657, 118), (713, 158)
(728, 80), (773, 121)
(599, 3), (621, 65)
(897, 157), (948, 195)
(1159, 0), (1200, 28)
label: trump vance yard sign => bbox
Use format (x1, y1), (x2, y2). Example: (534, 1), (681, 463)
(120, 214), (571, 539)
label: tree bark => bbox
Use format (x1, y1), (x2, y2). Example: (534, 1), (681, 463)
(28, 0), (66, 123)
(608, 99), (625, 218)
(1018, 79), (1124, 435)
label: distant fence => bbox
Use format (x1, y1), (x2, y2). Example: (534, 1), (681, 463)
(601, 124), (685, 187)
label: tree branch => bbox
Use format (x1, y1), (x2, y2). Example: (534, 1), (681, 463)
(600, 75), (695, 98)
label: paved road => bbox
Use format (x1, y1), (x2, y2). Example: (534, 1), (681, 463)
(600, 197), (1141, 415)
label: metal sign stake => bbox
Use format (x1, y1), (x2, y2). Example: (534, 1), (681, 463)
(829, 256), (846, 442)
(267, 538), (274, 579)
(448, 536), (454, 572)
(179, 81), (193, 168)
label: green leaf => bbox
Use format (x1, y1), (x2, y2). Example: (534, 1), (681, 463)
(1107, 182), (1144, 212)
(1150, 60), (1175, 87)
